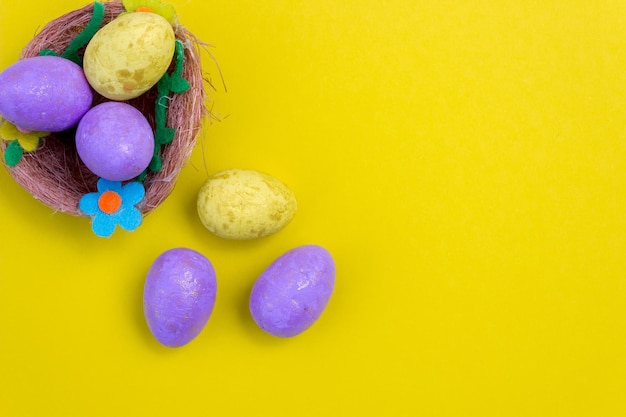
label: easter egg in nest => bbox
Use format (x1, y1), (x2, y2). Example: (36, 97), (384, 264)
(76, 102), (155, 182)
(0, 1), (209, 236)
(0, 56), (93, 133)
(83, 10), (176, 101)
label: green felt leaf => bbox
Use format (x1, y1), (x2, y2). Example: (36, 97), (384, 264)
(169, 76), (190, 94)
(4, 141), (23, 167)
(149, 155), (162, 172)
(156, 127), (176, 145)
(135, 170), (148, 183)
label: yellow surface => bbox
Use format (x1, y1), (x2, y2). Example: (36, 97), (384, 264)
(1, 0), (626, 416)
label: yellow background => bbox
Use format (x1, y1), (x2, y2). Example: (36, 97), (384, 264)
(1, 0), (626, 415)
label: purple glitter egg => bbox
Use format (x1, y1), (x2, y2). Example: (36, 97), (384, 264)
(0, 56), (93, 132)
(249, 245), (335, 337)
(144, 248), (217, 348)
(76, 102), (154, 181)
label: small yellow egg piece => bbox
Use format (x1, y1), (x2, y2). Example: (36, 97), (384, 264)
(83, 12), (175, 100)
(197, 169), (298, 240)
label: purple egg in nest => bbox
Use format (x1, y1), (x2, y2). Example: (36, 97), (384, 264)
(0, 55), (93, 132)
(249, 245), (336, 337)
(144, 248), (218, 347)
(76, 102), (154, 182)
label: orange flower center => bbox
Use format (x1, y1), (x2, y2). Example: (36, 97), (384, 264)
(136, 6), (154, 12)
(98, 191), (122, 214)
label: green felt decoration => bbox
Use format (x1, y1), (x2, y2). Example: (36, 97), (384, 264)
(155, 41), (190, 98)
(154, 95), (167, 132)
(4, 141), (23, 167)
(136, 39), (190, 183)
(168, 74), (190, 94)
(156, 127), (176, 146)
(172, 41), (186, 77)
(149, 155), (163, 172)
(62, 2), (106, 66)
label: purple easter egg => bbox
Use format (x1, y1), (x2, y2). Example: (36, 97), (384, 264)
(75, 102), (154, 181)
(144, 248), (217, 347)
(0, 56), (93, 132)
(250, 245), (335, 337)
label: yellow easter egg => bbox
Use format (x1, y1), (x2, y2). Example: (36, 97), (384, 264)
(83, 12), (175, 101)
(197, 169), (298, 240)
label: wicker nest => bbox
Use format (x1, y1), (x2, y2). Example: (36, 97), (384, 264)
(1, 1), (206, 216)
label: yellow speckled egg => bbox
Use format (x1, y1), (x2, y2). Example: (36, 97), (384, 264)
(83, 12), (175, 101)
(197, 169), (298, 240)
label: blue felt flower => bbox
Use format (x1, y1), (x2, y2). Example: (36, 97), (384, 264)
(79, 179), (145, 237)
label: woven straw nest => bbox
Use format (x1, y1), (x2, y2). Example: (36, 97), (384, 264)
(1, 1), (207, 216)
